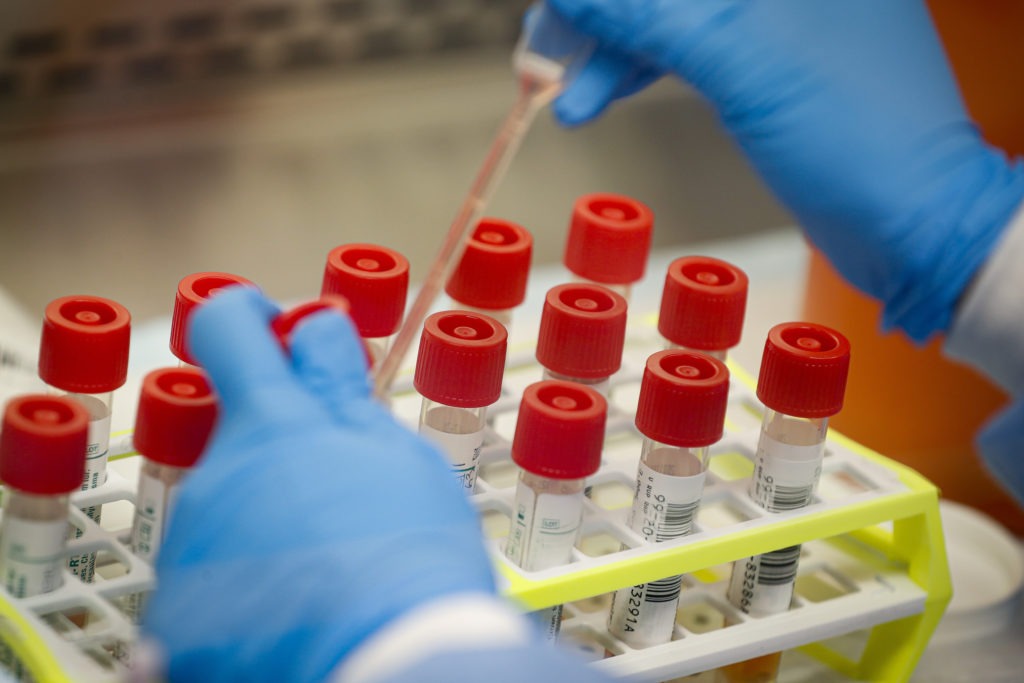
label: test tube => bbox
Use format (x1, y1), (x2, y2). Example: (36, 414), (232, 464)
(272, 297), (354, 352)
(170, 272), (255, 367)
(563, 193), (654, 303)
(445, 218), (533, 328)
(536, 283), (627, 396)
(38, 295), (130, 584)
(0, 395), (88, 598)
(607, 350), (729, 649)
(721, 322), (850, 683)
(505, 380), (606, 641)
(414, 311), (507, 491)
(658, 256), (749, 361)
(321, 244), (409, 365)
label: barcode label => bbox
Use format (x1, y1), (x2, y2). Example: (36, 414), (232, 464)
(756, 545), (801, 586)
(629, 459), (706, 543)
(645, 574), (683, 603)
(656, 501), (699, 541)
(751, 435), (823, 513)
(727, 545), (802, 617)
(608, 577), (682, 647)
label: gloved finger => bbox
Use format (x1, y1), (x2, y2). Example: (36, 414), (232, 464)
(287, 310), (374, 416)
(188, 287), (320, 424)
(554, 45), (662, 126)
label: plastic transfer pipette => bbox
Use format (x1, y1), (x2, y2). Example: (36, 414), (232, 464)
(373, 4), (594, 398)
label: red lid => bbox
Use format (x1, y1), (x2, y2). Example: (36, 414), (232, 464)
(414, 311), (508, 408)
(511, 381), (606, 480)
(322, 244), (410, 338)
(636, 350), (729, 448)
(563, 193), (654, 285)
(757, 323), (851, 418)
(536, 284), (627, 379)
(171, 272), (255, 365)
(0, 395), (88, 495)
(445, 218), (533, 311)
(272, 296), (352, 350)
(133, 368), (218, 468)
(38, 296), (131, 394)
(658, 256), (749, 351)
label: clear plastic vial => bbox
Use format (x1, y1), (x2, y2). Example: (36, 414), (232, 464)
(536, 283), (628, 397)
(505, 380), (606, 642)
(563, 193), (654, 306)
(414, 311), (507, 491)
(322, 243), (410, 369)
(722, 322), (851, 683)
(658, 256), (748, 361)
(38, 295), (130, 584)
(608, 351), (729, 649)
(0, 395), (88, 598)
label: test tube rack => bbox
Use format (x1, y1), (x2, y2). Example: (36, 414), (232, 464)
(0, 318), (951, 682)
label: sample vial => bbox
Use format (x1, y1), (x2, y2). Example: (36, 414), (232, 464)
(608, 350), (729, 649)
(722, 322), (850, 682)
(536, 283), (628, 396)
(445, 217), (533, 327)
(505, 380), (606, 641)
(38, 295), (130, 584)
(658, 256), (749, 361)
(272, 297), (355, 352)
(170, 272), (255, 366)
(563, 193), (654, 303)
(0, 395), (88, 598)
(321, 244), (410, 365)
(414, 311), (507, 491)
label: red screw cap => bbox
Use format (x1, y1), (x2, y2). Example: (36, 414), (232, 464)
(512, 381), (606, 480)
(536, 284), (627, 379)
(414, 311), (508, 408)
(659, 256), (749, 352)
(636, 350), (730, 448)
(322, 244), (410, 339)
(171, 272), (255, 365)
(133, 368), (218, 469)
(563, 193), (654, 285)
(757, 323), (851, 419)
(272, 296), (352, 351)
(1, 395), (88, 495)
(445, 218), (533, 311)
(39, 296), (131, 394)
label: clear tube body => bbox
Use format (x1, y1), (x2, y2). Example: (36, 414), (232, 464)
(608, 439), (709, 648)
(59, 389), (113, 583)
(665, 342), (728, 362)
(365, 336), (391, 368)
(0, 489), (70, 597)
(505, 471), (586, 641)
(418, 399), (487, 492)
(721, 409), (829, 682)
(541, 368), (610, 397)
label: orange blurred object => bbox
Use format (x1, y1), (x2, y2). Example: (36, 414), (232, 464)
(801, 2), (1024, 535)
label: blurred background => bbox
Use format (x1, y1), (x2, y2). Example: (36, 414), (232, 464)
(0, 0), (789, 321)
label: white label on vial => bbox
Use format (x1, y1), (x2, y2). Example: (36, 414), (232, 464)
(531, 604), (564, 642)
(131, 472), (174, 564)
(750, 435), (823, 512)
(504, 486), (582, 572)
(607, 464), (705, 647)
(69, 413), (112, 582)
(0, 517), (68, 597)
(419, 423), (484, 491)
(726, 545), (801, 617)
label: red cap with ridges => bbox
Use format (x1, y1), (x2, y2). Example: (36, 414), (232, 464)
(1, 395), (88, 495)
(133, 368), (218, 468)
(445, 218), (533, 311)
(757, 322), (851, 418)
(322, 244), (409, 338)
(414, 311), (507, 408)
(272, 296), (351, 349)
(171, 272), (255, 365)
(512, 381), (606, 480)
(536, 284), (627, 379)
(563, 193), (654, 285)
(659, 256), (749, 351)
(39, 296), (131, 394)
(636, 351), (729, 448)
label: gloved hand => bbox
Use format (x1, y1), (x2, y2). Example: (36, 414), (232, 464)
(547, 0), (1024, 341)
(143, 287), (495, 683)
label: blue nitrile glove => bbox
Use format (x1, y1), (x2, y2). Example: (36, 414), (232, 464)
(547, 0), (1024, 341)
(142, 287), (495, 683)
